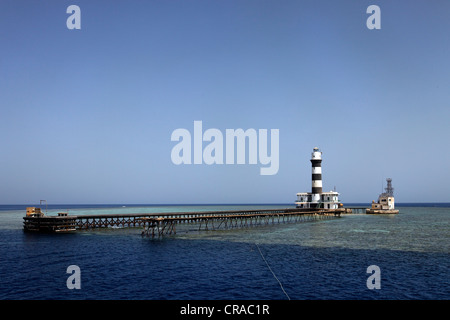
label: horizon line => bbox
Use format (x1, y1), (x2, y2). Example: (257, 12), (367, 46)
(1, 202), (450, 206)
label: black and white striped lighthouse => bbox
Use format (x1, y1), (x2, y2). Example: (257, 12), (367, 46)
(296, 147), (339, 209)
(310, 147), (323, 205)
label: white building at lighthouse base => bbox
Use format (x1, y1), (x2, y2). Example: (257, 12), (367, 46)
(295, 191), (340, 209)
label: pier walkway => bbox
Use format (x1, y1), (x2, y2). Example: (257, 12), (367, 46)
(139, 208), (343, 237)
(139, 209), (343, 237)
(24, 208), (344, 235)
(342, 207), (367, 214)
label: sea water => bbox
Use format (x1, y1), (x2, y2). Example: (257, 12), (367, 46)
(0, 204), (448, 300)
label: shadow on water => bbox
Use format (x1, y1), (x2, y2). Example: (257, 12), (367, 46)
(0, 228), (448, 300)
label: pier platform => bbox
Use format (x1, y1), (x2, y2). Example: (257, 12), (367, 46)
(341, 207), (367, 214)
(366, 208), (399, 214)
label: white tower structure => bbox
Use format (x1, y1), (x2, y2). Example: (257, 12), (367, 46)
(295, 147), (340, 209)
(311, 147), (323, 204)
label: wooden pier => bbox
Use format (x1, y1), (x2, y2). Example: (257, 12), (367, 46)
(342, 207), (368, 214)
(23, 207), (344, 235)
(139, 208), (343, 237)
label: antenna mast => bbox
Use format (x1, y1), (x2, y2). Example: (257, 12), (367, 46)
(385, 178), (394, 196)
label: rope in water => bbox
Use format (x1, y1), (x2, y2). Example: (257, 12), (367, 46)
(255, 243), (291, 300)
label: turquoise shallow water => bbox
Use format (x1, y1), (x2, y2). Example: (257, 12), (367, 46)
(0, 204), (448, 299)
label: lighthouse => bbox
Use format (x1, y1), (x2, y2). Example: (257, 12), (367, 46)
(295, 147), (340, 209)
(311, 147), (323, 205)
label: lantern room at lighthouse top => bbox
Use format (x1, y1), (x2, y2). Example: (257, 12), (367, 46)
(311, 147), (322, 159)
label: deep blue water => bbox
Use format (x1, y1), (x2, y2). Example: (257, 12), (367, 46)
(0, 204), (448, 300)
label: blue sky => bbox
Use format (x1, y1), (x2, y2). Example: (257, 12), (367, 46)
(1, 0), (449, 204)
